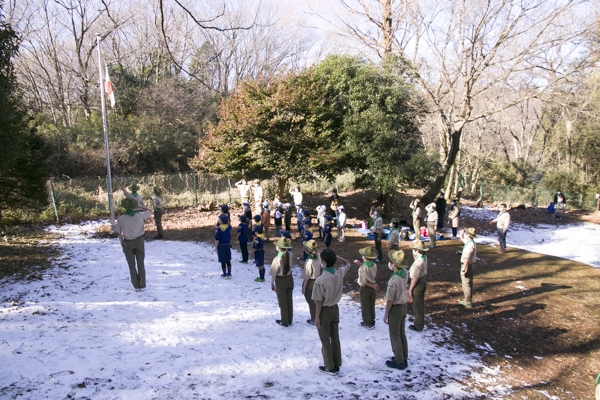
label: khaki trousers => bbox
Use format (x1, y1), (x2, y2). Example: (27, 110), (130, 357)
(304, 279), (316, 322)
(317, 305), (341, 370)
(461, 264), (474, 306)
(122, 236), (146, 289)
(427, 222), (436, 247)
(276, 275), (294, 325)
(413, 219), (421, 240)
(359, 285), (376, 326)
(388, 304), (408, 363)
(411, 278), (426, 330)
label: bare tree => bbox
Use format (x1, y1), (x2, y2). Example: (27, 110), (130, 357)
(318, 0), (595, 203)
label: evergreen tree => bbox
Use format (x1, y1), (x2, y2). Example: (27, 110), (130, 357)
(0, 16), (49, 223)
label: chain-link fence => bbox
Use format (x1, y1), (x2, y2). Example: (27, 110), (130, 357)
(477, 183), (598, 210)
(46, 172), (357, 223)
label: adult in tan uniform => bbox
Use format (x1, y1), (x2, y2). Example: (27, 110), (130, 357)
(384, 249), (409, 370)
(490, 203), (510, 254)
(353, 246), (379, 329)
(459, 228), (477, 309)
(269, 237), (294, 326)
(410, 199), (422, 240)
(115, 198), (152, 291)
(408, 240), (428, 331)
(312, 249), (352, 375)
(302, 240), (322, 325)
(425, 203), (438, 248)
(369, 206), (384, 262)
(234, 179), (252, 205)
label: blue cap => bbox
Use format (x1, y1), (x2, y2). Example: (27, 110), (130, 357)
(253, 215), (261, 222)
(238, 215), (248, 222)
(219, 215), (229, 224)
(220, 204), (229, 213)
(303, 219), (312, 227)
(280, 230), (291, 239)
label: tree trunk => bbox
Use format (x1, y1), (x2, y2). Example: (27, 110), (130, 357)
(445, 163), (455, 198)
(276, 177), (288, 202)
(381, 0), (393, 57)
(565, 119), (573, 173)
(453, 146), (462, 198)
(422, 129), (462, 204)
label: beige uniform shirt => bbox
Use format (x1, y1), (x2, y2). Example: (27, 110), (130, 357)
(426, 210), (438, 223)
(388, 229), (399, 248)
(123, 189), (145, 207)
(116, 210), (151, 240)
(152, 196), (163, 209)
(269, 255), (292, 277)
(385, 273), (408, 305)
(311, 264), (350, 307)
(492, 211), (510, 230)
(460, 240), (477, 265)
(412, 207), (421, 224)
(409, 255), (427, 279)
(357, 262), (377, 287)
(302, 257), (322, 280)
(371, 215), (383, 234)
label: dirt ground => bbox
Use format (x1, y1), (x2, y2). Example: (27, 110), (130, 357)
(92, 189), (600, 399)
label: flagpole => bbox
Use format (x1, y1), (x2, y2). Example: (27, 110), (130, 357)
(96, 34), (116, 229)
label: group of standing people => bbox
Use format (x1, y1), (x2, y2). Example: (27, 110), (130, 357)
(112, 182), (513, 375)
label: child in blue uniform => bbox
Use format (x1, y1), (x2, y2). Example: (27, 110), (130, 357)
(243, 201), (253, 228)
(217, 204), (230, 226)
(323, 215), (333, 249)
(302, 219), (313, 260)
(284, 203), (293, 232)
(237, 215), (250, 263)
(296, 204), (304, 239)
(274, 201), (283, 238)
(253, 225), (266, 282)
(215, 214), (232, 278)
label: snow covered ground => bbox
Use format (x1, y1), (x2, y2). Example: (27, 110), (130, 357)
(0, 221), (508, 399)
(461, 207), (600, 268)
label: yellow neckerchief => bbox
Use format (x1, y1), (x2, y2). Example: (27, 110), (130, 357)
(255, 233), (265, 240)
(219, 224), (228, 231)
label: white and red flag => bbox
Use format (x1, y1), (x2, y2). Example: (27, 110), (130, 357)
(105, 67), (116, 108)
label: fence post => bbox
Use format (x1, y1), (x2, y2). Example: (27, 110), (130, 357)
(579, 193), (583, 209)
(506, 186), (509, 204)
(193, 172), (198, 206)
(228, 178), (233, 204)
(49, 180), (60, 224)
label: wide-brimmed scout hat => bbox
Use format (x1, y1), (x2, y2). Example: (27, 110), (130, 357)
(130, 183), (140, 192)
(121, 197), (138, 211)
(411, 239), (429, 251)
(274, 237), (292, 249)
(463, 227), (476, 238)
(153, 186), (163, 196)
(391, 217), (399, 224)
(427, 202), (436, 209)
(304, 239), (318, 253)
(359, 246), (378, 259)
(388, 249), (407, 268)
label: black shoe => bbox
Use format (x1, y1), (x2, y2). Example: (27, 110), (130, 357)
(386, 360), (408, 370)
(389, 357), (408, 366)
(276, 319), (289, 327)
(360, 322), (376, 330)
(307, 319), (314, 325)
(318, 366), (339, 375)
(408, 324), (423, 332)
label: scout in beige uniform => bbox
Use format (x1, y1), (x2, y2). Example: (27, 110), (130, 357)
(425, 203), (438, 248)
(118, 180), (146, 208)
(387, 218), (400, 249)
(490, 204), (510, 254)
(152, 186), (164, 239)
(353, 246), (379, 329)
(115, 197), (152, 291)
(369, 206), (384, 262)
(269, 237), (294, 326)
(410, 199), (422, 240)
(408, 240), (428, 331)
(384, 249), (409, 370)
(459, 228), (477, 308)
(302, 239), (322, 325)
(311, 249), (352, 375)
